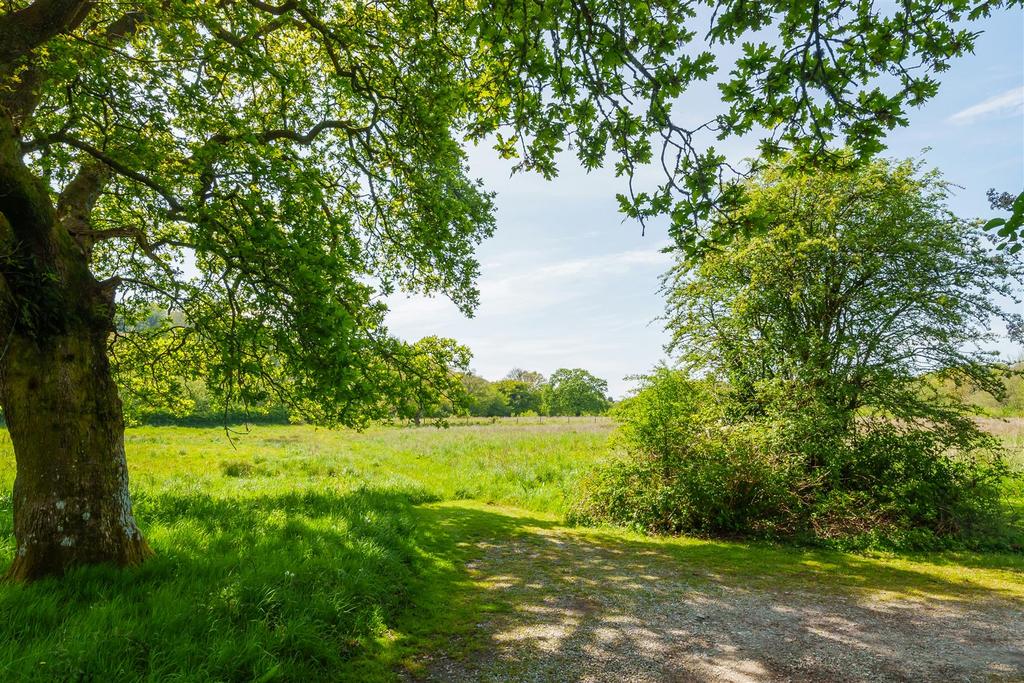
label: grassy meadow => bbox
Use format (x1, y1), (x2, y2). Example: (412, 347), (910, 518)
(0, 418), (1022, 681)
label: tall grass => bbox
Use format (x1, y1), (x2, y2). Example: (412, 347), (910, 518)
(115, 420), (611, 513)
(0, 421), (613, 682)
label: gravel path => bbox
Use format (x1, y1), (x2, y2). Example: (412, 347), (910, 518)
(418, 519), (1024, 683)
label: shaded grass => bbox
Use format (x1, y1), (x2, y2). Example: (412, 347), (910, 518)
(0, 487), (443, 681)
(0, 421), (1021, 681)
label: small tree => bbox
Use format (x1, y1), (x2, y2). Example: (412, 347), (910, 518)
(459, 373), (510, 417)
(395, 337), (471, 425)
(504, 369), (546, 391)
(546, 368), (610, 416)
(576, 157), (1022, 547)
(665, 155), (1023, 436)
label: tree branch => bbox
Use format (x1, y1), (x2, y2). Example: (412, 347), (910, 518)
(56, 159), (109, 253)
(0, 0), (93, 67)
(51, 134), (184, 212)
(209, 119), (371, 147)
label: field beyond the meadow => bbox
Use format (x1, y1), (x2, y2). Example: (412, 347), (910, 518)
(1, 418), (1022, 682)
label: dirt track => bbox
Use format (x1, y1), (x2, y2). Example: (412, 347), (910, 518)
(419, 513), (1024, 683)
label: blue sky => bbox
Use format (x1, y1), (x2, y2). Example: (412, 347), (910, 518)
(387, 9), (1024, 398)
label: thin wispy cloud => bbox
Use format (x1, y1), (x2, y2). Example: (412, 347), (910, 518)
(947, 85), (1024, 125)
(384, 244), (672, 395)
(386, 244), (672, 327)
(532, 247), (672, 278)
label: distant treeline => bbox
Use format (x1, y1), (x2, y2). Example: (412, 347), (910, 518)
(416, 367), (612, 421)
(118, 367), (614, 426)
(109, 361), (1024, 427)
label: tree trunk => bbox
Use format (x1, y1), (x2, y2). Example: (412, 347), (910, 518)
(1, 327), (152, 582)
(0, 114), (151, 581)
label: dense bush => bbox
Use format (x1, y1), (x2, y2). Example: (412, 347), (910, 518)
(570, 369), (1018, 550)
(817, 427), (1013, 548)
(570, 158), (1022, 551)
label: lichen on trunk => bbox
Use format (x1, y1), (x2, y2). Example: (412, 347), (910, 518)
(1, 328), (152, 581)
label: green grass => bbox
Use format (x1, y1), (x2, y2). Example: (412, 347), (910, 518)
(121, 420), (611, 515)
(0, 419), (1021, 681)
(0, 421), (612, 682)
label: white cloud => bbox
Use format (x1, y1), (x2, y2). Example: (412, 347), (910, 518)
(947, 86), (1024, 125)
(383, 244), (673, 396)
(386, 244), (672, 328)
(478, 246), (670, 310)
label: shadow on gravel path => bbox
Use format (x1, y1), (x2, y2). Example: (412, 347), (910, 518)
(411, 502), (1024, 683)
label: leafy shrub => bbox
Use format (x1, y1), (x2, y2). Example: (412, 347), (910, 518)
(814, 427), (1014, 549)
(569, 423), (805, 536)
(570, 369), (1019, 550)
(572, 371), (804, 535)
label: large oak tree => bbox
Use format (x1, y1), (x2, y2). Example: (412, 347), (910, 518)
(0, 0), (1012, 579)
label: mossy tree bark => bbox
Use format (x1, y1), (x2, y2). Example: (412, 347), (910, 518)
(1, 326), (153, 582)
(0, 110), (151, 581)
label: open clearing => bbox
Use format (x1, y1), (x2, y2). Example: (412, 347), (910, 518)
(1, 419), (1022, 681)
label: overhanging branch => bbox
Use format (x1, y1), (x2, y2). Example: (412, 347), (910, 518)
(52, 134), (185, 212)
